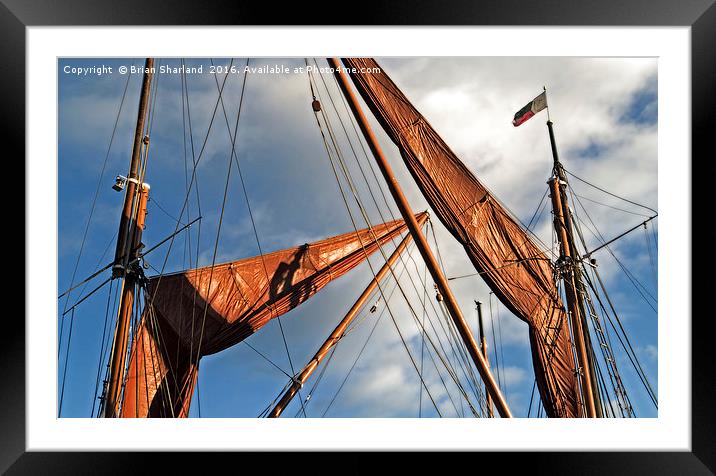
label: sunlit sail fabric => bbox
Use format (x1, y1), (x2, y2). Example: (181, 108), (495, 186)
(342, 58), (579, 417)
(120, 215), (420, 417)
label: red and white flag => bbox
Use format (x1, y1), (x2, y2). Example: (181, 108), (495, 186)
(512, 91), (548, 127)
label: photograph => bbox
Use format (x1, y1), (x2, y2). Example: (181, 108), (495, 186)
(57, 56), (658, 420)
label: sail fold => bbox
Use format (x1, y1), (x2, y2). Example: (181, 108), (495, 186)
(341, 58), (579, 417)
(120, 214), (420, 417)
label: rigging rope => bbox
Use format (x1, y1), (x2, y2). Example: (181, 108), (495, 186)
(58, 69), (136, 415)
(312, 61), (488, 416)
(426, 222), (485, 405)
(209, 58), (310, 417)
(58, 308), (76, 416)
(526, 189), (549, 231)
(135, 59), (238, 416)
(488, 293), (502, 390)
(190, 58), (247, 391)
(565, 181), (656, 412)
(315, 61), (498, 416)
(575, 193), (653, 218)
(90, 280), (116, 416)
(564, 168), (657, 215)
(644, 222), (658, 283)
(59, 62), (133, 314)
(308, 68), (448, 416)
(570, 191), (657, 309)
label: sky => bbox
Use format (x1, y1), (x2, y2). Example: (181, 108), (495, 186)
(57, 57), (658, 418)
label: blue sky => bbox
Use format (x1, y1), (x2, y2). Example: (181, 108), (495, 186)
(58, 57), (658, 418)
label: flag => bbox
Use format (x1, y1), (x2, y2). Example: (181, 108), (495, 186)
(512, 91), (548, 127)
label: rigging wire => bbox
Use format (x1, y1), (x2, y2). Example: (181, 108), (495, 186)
(58, 308), (76, 416)
(308, 69), (447, 416)
(146, 57), (235, 303)
(585, 265), (658, 407)
(189, 58), (247, 395)
(319, 59), (486, 412)
(578, 251), (638, 415)
(419, 261), (427, 416)
(210, 58), (310, 417)
(578, 263), (634, 417)
(570, 192), (657, 310)
(58, 230), (118, 313)
(58, 69), (135, 412)
(566, 181), (656, 411)
(568, 181), (657, 305)
(68, 57), (657, 419)
(275, 266), (404, 417)
(135, 59), (237, 416)
(319, 272), (409, 417)
(495, 297), (507, 396)
(526, 189), (549, 231)
(312, 65), (490, 416)
(323, 63), (542, 412)
(488, 293), (503, 390)
(316, 62), (488, 413)
(61, 277), (112, 317)
(242, 340), (294, 380)
(526, 379), (537, 417)
(311, 61), (489, 416)
(574, 193), (653, 218)
(426, 222), (485, 405)
(59, 63), (134, 315)
(563, 168), (657, 215)
(178, 58), (204, 408)
(291, 345), (339, 418)
(643, 222), (658, 283)
(90, 280), (116, 416)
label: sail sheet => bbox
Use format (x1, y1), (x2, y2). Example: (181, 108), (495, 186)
(341, 58), (580, 417)
(120, 214), (420, 417)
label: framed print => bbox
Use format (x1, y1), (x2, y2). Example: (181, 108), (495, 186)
(10, 0), (714, 473)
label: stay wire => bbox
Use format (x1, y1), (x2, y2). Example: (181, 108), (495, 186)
(564, 168), (657, 215)
(58, 308), (76, 416)
(318, 86), (479, 416)
(190, 58), (246, 380)
(210, 58), (308, 417)
(488, 294), (502, 390)
(427, 224), (485, 407)
(567, 185), (655, 408)
(316, 63), (474, 401)
(90, 280), (116, 416)
(58, 68), (133, 406)
(585, 265), (658, 407)
(138, 60), (236, 414)
(575, 193), (653, 218)
(312, 64), (482, 416)
(309, 83), (444, 417)
(570, 190), (657, 308)
(571, 215), (637, 416)
(60, 64), (133, 315)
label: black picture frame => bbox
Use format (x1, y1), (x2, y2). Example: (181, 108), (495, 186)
(9, 0), (712, 473)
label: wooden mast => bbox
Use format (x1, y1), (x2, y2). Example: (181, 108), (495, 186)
(329, 57), (512, 418)
(102, 58), (154, 417)
(475, 301), (493, 418)
(268, 212), (428, 417)
(546, 119), (598, 418)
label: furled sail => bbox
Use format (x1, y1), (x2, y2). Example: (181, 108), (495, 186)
(120, 214), (421, 417)
(341, 58), (580, 417)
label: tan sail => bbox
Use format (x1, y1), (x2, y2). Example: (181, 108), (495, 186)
(341, 58), (580, 417)
(120, 214), (420, 417)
